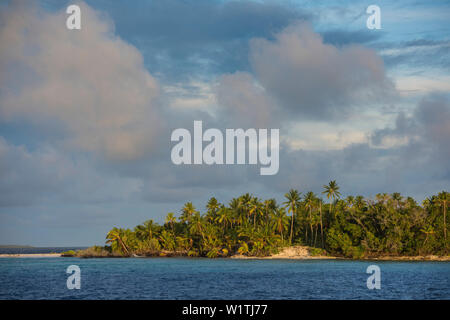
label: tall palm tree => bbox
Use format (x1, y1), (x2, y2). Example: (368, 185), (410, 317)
(240, 193), (253, 226)
(322, 180), (341, 218)
(271, 207), (289, 241)
(180, 202), (197, 224)
(229, 198), (243, 226)
(206, 197), (220, 223)
(437, 191), (448, 241)
(165, 213), (177, 235)
(135, 219), (157, 240)
(304, 191), (316, 245)
(264, 199), (277, 225)
(318, 197), (324, 248)
(249, 197), (263, 229)
(106, 227), (130, 255)
(190, 212), (206, 241)
(420, 225), (435, 251)
(216, 206), (233, 234)
(284, 189), (301, 244)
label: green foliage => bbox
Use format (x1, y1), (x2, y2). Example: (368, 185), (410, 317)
(98, 187), (448, 258)
(61, 250), (76, 256)
(309, 247), (326, 256)
(73, 246), (112, 258)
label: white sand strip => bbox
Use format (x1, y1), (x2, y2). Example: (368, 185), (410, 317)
(0, 253), (62, 258)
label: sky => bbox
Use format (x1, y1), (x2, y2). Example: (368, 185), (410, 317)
(0, 0), (449, 246)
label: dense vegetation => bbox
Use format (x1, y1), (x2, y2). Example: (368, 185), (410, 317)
(83, 182), (448, 259)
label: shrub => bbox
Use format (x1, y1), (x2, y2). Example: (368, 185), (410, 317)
(309, 247), (326, 256)
(61, 250), (76, 257)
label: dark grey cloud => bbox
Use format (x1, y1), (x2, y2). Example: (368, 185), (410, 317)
(321, 29), (385, 47)
(85, 0), (311, 81)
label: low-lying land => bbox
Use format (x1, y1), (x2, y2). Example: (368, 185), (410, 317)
(72, 188), (448, 260)
(56, 245), (450, 261)
(6, 187), (448, 261)
(0, 253), (61, 258)
(2, 246), (449, 261)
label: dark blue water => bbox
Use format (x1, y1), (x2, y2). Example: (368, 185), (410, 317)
(0, 258), (448, 299)
(0, 247), (87, 254)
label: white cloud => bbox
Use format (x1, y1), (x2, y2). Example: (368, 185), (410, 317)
(215, 71), (278, 127)
(395, 75), (450, 96)
(0, 2), (162, 161)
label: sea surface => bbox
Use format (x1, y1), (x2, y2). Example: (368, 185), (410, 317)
(0, 257), (449, 299)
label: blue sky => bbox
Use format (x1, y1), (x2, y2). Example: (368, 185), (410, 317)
(0, 0), (449, 246)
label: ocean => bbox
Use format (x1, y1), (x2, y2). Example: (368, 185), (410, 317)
(0, 257), (449, 299)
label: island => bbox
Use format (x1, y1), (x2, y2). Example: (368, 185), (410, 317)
(60, 182), (449, 261)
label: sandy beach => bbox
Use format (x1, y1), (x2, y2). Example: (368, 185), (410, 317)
(230, 246), (335, 260)
(0, 253), (61, 258)
(230, 246), (450, 261)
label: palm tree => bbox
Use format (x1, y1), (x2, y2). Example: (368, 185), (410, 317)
(264, 199), (277, 225)
(190, 212), (206, 241)
(322, 180), (341, 218)
(249, 197), (263, 229)
(180, 202), (197, 224)
(271, 207), (289, 241)
(420, 225), (435, 250)
(240, 193), (253, 226)
(318, 198), (324, 248)
(229, 198), (243, 226)
(206, 197), (220, 223)
(165, 213), (177, 235)
(135, 219), (158, 240)
(160, 230), (176, 251)
(216, 206), (232, 234)
(284, 189), (301, 244)
(106, 227), (130, 255)
(304, 191), (316, 246)
(436, 191), (448, 242)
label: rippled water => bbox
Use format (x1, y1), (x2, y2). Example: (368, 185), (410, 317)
(0, 257), (448, 299)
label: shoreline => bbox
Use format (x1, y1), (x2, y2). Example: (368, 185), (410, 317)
(1, 246), (449, 261)
(229, 246), (450, 261)
(229, 254), (450, 261)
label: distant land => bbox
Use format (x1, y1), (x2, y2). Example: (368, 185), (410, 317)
(0, 245), (34, 248)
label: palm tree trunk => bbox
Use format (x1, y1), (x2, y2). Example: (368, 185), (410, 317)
(289, 208), (294, 244)
(309, 207), (313, 246)
(118, 238), (130, 255)
(444, 200), (447, 241)
(314, 225), (318, 247)
(320, 202), (324, 248)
